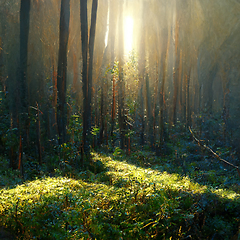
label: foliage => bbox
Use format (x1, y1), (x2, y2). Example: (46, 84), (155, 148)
(0, 151), (239, 239)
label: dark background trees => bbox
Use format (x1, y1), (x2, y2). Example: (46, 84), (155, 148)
(0, 0), (239, 169)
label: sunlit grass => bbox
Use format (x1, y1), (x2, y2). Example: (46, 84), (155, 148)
(0, 152), (239, 239)
(97, 153), (239, 200)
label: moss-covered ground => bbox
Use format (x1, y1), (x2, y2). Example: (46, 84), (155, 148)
(0, 147), (239, 239)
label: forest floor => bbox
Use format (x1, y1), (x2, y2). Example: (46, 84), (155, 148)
(0, 131), (240, 239)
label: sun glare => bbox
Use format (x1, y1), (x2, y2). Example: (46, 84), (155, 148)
(124, 16), (134, 56)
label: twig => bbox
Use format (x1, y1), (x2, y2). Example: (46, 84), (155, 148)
(189, 127), (240, 178)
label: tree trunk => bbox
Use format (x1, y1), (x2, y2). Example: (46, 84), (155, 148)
(80, 0), (98, 157)
(99, 78), (104, 144)
(117, 2), (126, 149)
(12, 0), (31, 170)
(80, 0), (88, 157)
(57, 0), (70, 144)
(186, 67), (192, 127)
(138, 4), (146, 147)
(172, 19), (179, 125)
(19, 0), (30, 115)
(157, 26), (170, 156)
(146, 73), (153, 149)
(109, 0), (117, 147)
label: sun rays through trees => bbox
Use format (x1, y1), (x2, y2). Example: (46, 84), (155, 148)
(0, 0), (240, 238)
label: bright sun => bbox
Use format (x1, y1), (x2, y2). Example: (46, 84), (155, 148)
(105, 15), (134, 57)
(124, 16), (134, 56)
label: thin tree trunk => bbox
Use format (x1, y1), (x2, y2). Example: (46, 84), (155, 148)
(152, 62), (159, 151)
(111, 74), (116, 146)
(146, 73), (153, 148)
(117, 2), (125, 149)
(138, 4), (146, 147)
(99, 79), (104, 144)
(159, 53), (167, 147)
(109, 0), (117, 147)
(139, 85), (145, 146)
(172, 20), (179, 125)
(36, 102), (42, 165)
(80, 0), (88, 157)
(178, 50), (183, 121)
(186, 67), (191, 126)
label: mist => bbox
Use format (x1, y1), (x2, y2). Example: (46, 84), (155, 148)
(0, 0), (240, 162)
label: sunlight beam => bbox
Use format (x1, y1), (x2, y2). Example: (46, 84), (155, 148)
(124, 16), (134, 57)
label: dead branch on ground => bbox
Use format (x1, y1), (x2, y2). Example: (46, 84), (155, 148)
(189, 127), (240, 178)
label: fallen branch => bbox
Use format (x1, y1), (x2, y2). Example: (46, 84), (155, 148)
(189, 127), (240, 178)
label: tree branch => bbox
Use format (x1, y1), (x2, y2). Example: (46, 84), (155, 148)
(189, 127), (240, 178)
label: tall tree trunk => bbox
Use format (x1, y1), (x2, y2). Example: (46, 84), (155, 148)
(138, 4), (146, 147)
(117, 2), (125, 149)
(80, 0), (98, 157)
(172, 18), (179, 125)
(13, 0), (31, 170)
(57, 0), (70, 144)
(152, 68), (159, 151)
(182, 67), (187, 124)
(186, 67), (192, 127)
(145, 73), (153, 149)
(178, 50), (183, 121)
(80, 0), (88, 157)
(157, 26), (170, 156)
(159, 51), (167, 152)
(19, 0), (30, 116)
(93, 0), (108, 148)
(111, 74), (116, 146)
(0, 38), (4, 93)
(139, 85), (145, 146)
(109, 0), (117, 147)
(99, 78), (104, 144)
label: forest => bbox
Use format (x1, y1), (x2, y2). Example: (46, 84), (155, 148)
(0, 0), (240, 239)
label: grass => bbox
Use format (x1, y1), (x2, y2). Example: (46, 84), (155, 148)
(0, 151), (239, 239)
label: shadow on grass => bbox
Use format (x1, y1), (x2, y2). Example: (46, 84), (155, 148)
(93, 150), (240, 239)
(0, 150), (239, 240)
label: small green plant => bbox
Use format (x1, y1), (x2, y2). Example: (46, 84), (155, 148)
(113, 147), (123, 157)
(91, 126), (100, 136)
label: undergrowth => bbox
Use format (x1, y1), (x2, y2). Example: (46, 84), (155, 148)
(0, 151), (239, 239)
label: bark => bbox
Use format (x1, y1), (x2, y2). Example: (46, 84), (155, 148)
(178, 50), (183, 121)
(186, 67), (192, 126)
(172, 18), (179, 125)
(99, 78), (104, 144)
(138, 4), (146, 146)
(19, 0), (30, 115)
(146, 73), (153, 148)
(57, 0), (70, 144)
(109, 0), (117, 146)
(117, 2), (126, 149)
(36, 102), (42, 165)
(157, 25), (171, 156)
(111, 74), (116, 145)
(81, 0), (98, 157)
(153, 61), (159, 151)
(11, 0), (31, 170)
(80, 0), (88, 155)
